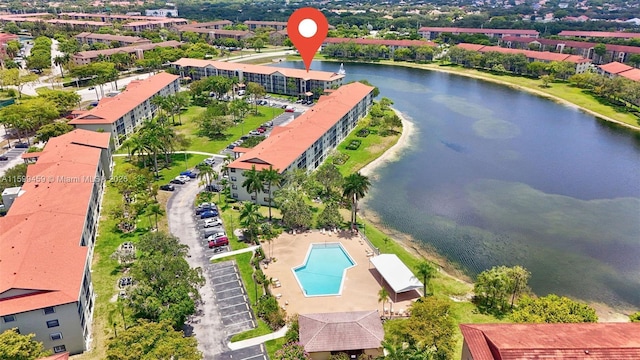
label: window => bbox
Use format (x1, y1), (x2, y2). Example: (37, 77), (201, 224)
(53, 345), (66, 353)
(46, 319), (60, 328)
(50, 332), (63, 341)
(3, 315), (15, 322)
(251, 195), (256, 200)
(232, 184), (237, 190)
(232, 193), (238, 198)
(230, 168), (236, 172)
(264, 197), (269, 202)
(230, 177), (237, 182)
(44, 307), (55, 315)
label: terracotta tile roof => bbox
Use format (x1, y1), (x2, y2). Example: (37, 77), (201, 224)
(244, 20), (288, 26)
(38, 352), (70, 360)
(172, 58), (345, 82)
(457, 43), (591, 63)
(228, 82), (373, 173)
(69, 72), (179, 125)
(419, 27), (539, 36)
(460, 323), (640, 360)
(599, 61), (634, 74)
(75, 32), (150, 44)
(0, 130), (109, 316)
(299, 310), (384, 353)
(45, 19), (111, 26)
(21, 151), (43, 159)
(324, 37), (436, 47)
(72, 40), (182, 59)
(198, 29), (253, 36)
(619, 68), (640, 81)
(558, 30), (640, 39)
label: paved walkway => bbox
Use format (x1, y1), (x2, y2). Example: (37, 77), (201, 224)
(112, 150), (220, 157)
(227, 325), (289, 351)
(210, 245), (260, 261)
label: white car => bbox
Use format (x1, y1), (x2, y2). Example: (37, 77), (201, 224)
(249, 130), (261, 136)
(177, 175), (191, 182)
(206, 232), (226, 241)
(203, 218), (223, 228)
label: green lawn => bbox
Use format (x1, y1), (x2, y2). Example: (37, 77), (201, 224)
(265, 338), (286, 358)
(75, 153), (207, 360)
(176, 105), (284, 154)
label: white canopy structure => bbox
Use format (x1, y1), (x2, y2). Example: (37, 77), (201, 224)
(369, 254), (423, 301)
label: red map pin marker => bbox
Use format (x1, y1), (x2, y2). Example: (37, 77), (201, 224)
(287, 7), (328, 72)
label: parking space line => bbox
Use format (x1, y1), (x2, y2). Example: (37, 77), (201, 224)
(217, 293), (246, 301)
(225, 319), (254, 327)
(221, 310), (251, 319)
(214, 279), (241, 286)
(211, 273), (240, 280)
(240, 354), (266, 360)
(218, 303), (249, 311)
(213, 286), (241, 293)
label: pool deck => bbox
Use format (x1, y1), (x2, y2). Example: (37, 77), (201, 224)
(262, 230), (420, 317)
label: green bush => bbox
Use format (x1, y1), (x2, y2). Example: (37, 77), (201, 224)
(356, 129), (370, 137)
(346, 139), (362, 150)
(256, 295), (286, 330)
(332, 152), (349, 165)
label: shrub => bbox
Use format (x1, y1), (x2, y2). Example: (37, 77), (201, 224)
(332, 152), (349, 165)
(6, 89), (17, 98)
(356, 129), (370, 137)
(346, 139), (361, 150)
(256, 295), (286, 330)
(285, 314), (299, 343)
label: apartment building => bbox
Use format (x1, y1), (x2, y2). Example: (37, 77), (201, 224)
(500, 36), (640, 64)
(456, 43), (592, 73)
(145, 9), (179, 17)
(557, 30), (640, 40)
(227, 82), (374, 204)
(69, 72), (180, 147)
(75, 32), (151, 47)
(72, 40), (182, 65)
(419, 27), (539, 40)
(322, 37), (437, 58)
(176, 20), (233, 31)
(123, 18), (188, 32)
(598, 61), (640, 82)
(0, 32), (19, 56)
(172, 58), (345, 97)
(244, 20), (288, 31)
(0, 129), (112, 356)
(460, 323), (640, 359)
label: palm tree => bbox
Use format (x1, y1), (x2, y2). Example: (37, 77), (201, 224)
(148, 202), (164, 230)
(260, 166), (281, 221)
(242, 165), (264, 205)
(196, 163), (216, 188)
(416, 261), (436, 297)
(53, 54), (70, 78)
(342, 172), (371, 231)
(378, 287), (390, 316)
(239, 201), (262, 243)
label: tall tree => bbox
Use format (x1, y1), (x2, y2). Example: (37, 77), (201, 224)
(314, 162), (343, 197)
(260, 165), (282, 221)
(239, 201), (262, 243)
(0, 329), (51, 360)
(342, 172), (371, 231)
(416, 261), (436, 296)
(378, 287), (390, 315)
(147, 202), (164, 230)
(106, 320), (202, 360)
(242, 165), (263, 205)
(246, 82), (266, 113)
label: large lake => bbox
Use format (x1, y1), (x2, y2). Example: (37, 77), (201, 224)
(273, 61), (640, 308)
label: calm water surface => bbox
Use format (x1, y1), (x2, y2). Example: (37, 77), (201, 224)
(273, 61), (640, 308)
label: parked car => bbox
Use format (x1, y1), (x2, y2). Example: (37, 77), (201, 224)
(170, 177), (186, 185)
(0, 155), (8, 161)
(256, 128), (266, 134)
(263, 121), (273, 127)
(205, 231), (227, 241)
(14, 142), (29, 148)
(203, 218), (223, 228)
(233, 139), (244, 146)
(295, 99), (304, 104)
(195, 203), (217, 215)
(203, 227), (225, 238)
(177, 175), (191, 182)
(180, 170), (197, 179)
(227, 144), (236, 150)
(88, 87), (95, 90)
(281, 104), (288, 109)
(285, 107), (295, 113)
(240, 135), (249, 140)
(237, 90), (245, 96)
(159, 184), (175, 191)
(200, 210), (219, 219)
(203, 157), (216, 165)
(249, 130), (261, 136)
(205, 184), (222, 192)
(208, 236), (229, 248)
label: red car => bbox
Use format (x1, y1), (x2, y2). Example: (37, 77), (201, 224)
(208, 237), (229, 248)
(256, 127), (266, 133)
(285, 108), (295, 113)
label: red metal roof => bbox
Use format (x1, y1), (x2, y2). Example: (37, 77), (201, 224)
(461, 323), (640, 360)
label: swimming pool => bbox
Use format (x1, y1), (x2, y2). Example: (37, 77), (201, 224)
(292, 243), (356, 297)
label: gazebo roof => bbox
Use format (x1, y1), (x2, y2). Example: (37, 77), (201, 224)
(370, 254), (423, 294)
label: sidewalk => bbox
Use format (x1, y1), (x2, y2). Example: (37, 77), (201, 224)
(227, 325), (288, 350)
(210, 245), (260, 261)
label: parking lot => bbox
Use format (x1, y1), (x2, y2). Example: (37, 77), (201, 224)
(208, 261), (256, 335)
(0, 147), (27, 176)
(214, 344), (268, 360)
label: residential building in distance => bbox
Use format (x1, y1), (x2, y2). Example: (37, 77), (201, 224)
(500, 36), (640, 64)
(299, 311), (384, 360)
(44, 19), (112, 31)
(419, 27), (539, 40)
(456, 43), (592, 73)
(0, 12), (188, 31)
(145, 9), (179, 17)
(322, 37), (437, 59)
(227, 81), (374, 204)
(244, 20), (288, 31)
(557, 30), (640, 40)
(72, 40), (182, 65)
(69, 72), (180, 147)
(460, 323), (640, 359)
(75, 32), (151, 47)
(202, 29), (254, 41)
(0, 32), (19, 55)
(176, 20), (233, 31)
(0, 129), (112, 356)
(171, 58), (345, 97)
(598, 61), (640, 82)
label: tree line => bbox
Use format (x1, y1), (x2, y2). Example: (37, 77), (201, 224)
(322, 42), (437, 62)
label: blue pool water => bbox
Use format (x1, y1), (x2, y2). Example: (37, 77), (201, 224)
(293, 243), (356, 296)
